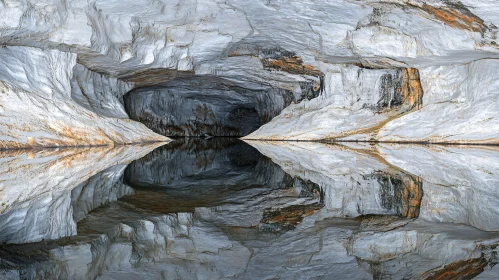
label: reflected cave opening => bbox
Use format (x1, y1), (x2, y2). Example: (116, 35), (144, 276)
(121, 138), (324, 215)
(123, 76), (301, 137)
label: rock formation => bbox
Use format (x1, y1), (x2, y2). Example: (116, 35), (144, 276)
(1, 0), (499, 142)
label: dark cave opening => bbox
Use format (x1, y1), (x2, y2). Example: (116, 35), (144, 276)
(123, 76), (299, 137)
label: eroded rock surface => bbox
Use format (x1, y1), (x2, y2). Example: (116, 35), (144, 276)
(0, 46), (168, 148)
(2, 1), (499, 143)
(247, 140), (499, 232)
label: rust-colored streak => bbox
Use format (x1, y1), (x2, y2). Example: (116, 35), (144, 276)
(420, 3), (486, 33)
(325, 67), (424, 141)
(261, 56), (324, 77)
(374, 171), (424, 219)
(261, 203), (323, 231)
(227, 51), (241, 57)
(421, 257), (488, 280)
(398, 176), (423, 218)
(399, 68), (423, 111)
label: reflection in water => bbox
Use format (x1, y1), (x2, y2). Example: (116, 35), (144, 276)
(0, 144), (162, 245)
(1, 139), (499, 279)
(367, 171), (423, 219)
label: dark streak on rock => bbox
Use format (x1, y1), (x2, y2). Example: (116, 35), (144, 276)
(421, 256), (488, 280)
(363, 171), (423, 219)
(363, 68), (424, 114)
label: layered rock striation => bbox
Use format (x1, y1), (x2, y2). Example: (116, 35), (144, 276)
(2, 0), (499, 143)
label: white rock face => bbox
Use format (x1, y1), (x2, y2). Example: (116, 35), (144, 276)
(70, 64), (133, 119)
(379, 60), (499, 143)
(2, 0), (499, 142)
(0, 46), (168, 148)
(246, 59), (499, 142)
(246, 65), (411, 140)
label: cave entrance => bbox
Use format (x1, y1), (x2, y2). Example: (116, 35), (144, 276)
(124, 76), (296, 137)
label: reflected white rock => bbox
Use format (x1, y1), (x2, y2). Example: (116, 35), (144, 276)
(1, 140), (499, 279)
(247, 140), (499, 232)
(246, 140), (422, 218)
(2, 191), (499, 280)
(379, 144), (499, 231)
(0, 143), (163, 244)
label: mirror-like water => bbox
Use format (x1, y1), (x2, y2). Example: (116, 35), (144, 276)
(1, 139), (499, 279)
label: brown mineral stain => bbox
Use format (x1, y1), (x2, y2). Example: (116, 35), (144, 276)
(26, 137), (35, 146)
(391, 174), (423, 218)
(419, 3), (486, 33)
(325, 67), (424, 141)
(399, 68), (423, 111)
(261, 203), (323, 231)
(227, 51), (241, 57)
(421, 257), (488, 280)
(120, 68), (195, 87)
(261, 56), (324, 77)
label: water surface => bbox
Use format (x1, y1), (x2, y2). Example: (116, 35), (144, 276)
(1, 139), (499, 279)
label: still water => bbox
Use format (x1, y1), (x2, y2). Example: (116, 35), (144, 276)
(1, 138), (499, 279)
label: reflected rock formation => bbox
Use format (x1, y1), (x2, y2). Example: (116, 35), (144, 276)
(380, 145), (499, 232)
(0, 144), (162, 245)
(245, 141), (499, 278)
(124, 138), (324, 230)
(1, 140), (499, 279)
(247, 141), (424, 220)
(249, 141), (499, 232)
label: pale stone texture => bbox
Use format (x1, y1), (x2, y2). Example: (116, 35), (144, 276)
(247, 141), (499, 232)
(3, 0), (499, 142)
(0, 46), (168, 148)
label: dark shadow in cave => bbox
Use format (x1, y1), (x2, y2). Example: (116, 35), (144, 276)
(122, 137), (324, 218)
(123, 76), (299, 137)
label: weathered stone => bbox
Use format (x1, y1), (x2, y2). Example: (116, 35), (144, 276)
(1, 0), (499, 144)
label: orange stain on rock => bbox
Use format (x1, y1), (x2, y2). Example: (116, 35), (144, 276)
(420, 3), (486, 33)
(262, 56), (323, 76)
(26, 137), (35, 146)
(421, 257), (488, 280)
(324, 67), (424, 141)
(398, 175), (423, 219)
(261, 203), (323, 230)
(399, 68), (423, 111)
